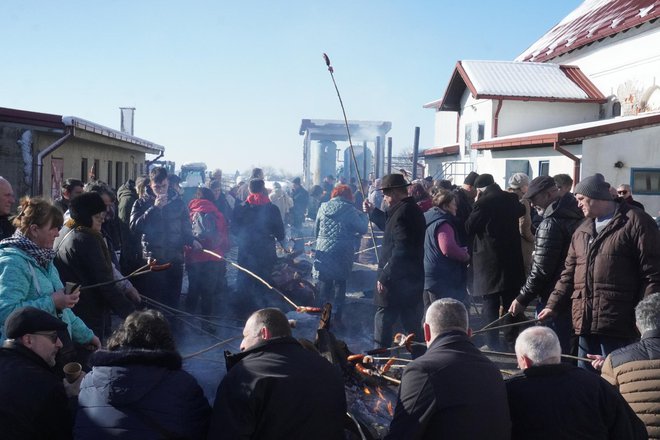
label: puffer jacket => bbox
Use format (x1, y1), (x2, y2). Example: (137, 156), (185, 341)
(547, 202), (660, 338)
(601, 329), (660, 439)
(129, 188), (194, 263)
(517, 193), (583, 306)
(314, 197), (368, 280)
(75, 348), (211, 439)
(0, 246), (94, 344)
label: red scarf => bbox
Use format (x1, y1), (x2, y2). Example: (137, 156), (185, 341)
(246, 193), (270, 206)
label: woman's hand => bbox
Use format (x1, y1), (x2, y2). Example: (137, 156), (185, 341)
(51, 289), (80, 310)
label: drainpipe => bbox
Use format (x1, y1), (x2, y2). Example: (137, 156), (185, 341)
(35, 129), (73, 196)
(553, 141), (581, 184)
(492, 99), (503, 137)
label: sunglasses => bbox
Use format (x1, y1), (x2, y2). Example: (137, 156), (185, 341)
(617, 190), (628, 195)
(31, 331), (59, 344)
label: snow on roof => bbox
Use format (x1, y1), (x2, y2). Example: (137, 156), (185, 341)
(461, 60), (592, 99)
(436, 60), (605, 111)
(517, 0), (660, 63)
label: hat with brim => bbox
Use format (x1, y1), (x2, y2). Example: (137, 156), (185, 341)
(523, 176), (557, 200)
(379, 173), (411, 191)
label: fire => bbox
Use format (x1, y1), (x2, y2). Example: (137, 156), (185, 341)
(363, 386), (371, 395)
(387, 401), (394, 417)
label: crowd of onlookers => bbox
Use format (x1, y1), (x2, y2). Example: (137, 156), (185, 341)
(0, 165), (658, 439)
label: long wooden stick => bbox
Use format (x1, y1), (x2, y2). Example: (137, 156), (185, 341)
(480, 348), (591, 363)
(472, 318), (541, 335)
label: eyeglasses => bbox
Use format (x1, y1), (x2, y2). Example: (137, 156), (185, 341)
(31, 331), (59, 343)
(617, 190), (628, 195)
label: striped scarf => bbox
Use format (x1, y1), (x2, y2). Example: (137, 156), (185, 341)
(0, 229), (56, 268)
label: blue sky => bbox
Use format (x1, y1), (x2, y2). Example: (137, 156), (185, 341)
(2, 1), (578, 175)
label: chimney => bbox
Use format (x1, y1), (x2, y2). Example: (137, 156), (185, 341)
(120, 107), (135, 135)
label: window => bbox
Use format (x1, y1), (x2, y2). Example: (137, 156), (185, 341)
(81, 158), (88, 183)
(505, 160), (530, 186)
(107, 161), (113, 188)
(93, 159), (100, 181)
(539, 160), (550, 176)
(116, 161), (123, 186)
(464, 121), (485, 155)
(139, 163), (144, 175)
(631, 168), (660, 195)
(133, 163), (138, 180)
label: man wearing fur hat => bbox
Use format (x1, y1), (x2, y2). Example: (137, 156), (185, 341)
(539, 173), (660, 369)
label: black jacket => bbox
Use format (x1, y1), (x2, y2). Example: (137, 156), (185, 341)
(130, 188), (194, 263)
(386, 331), (511, 440)
(0, 341), (73, 440)
(75, 348), (210, 439)
(232, 200), (285, 270)
(54, 223), (135, 340)
(369, 196), (425, 307)
(291, 186), (309, 226)
(0, 216), (14, 241)
(208, 336), (346, 439)
(465, 184), (525, 296)
(517, 192), (583, 306)
(506, 363), (647, 440)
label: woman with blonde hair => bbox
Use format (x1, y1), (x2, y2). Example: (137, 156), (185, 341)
(0, 197), (100, 364)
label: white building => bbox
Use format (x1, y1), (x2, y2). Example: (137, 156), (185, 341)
(424, 0), (660, 214)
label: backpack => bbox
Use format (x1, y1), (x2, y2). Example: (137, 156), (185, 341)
(192, 211), (216, 239)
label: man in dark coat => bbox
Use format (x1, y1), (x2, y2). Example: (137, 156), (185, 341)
(363, 174), (426, 354)
(130, 167), (200, 309)
(617, 183), (645, 211)
(54, 178), (84, 213)
(539, 173), (660, 369)
(465, 173), (525, 351)
(0, 307), (83, 440)
(509, 176), (583, 354)
(506, 326), (647, 440)
(0, 177), (16, 240)
(386, 298), (511, 440)
(453, 171), (478, 247)
(233, 179), (285, 310)
(290, 177), (309, 228)
(208, 308), (346, 439)
(117, 178), (142, 274)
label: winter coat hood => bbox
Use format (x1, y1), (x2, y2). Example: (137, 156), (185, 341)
(544, 192), (583, 221)
(116, 182), (136, 200)
(86, 348), (182, 406)
(189, 198), (221, 215)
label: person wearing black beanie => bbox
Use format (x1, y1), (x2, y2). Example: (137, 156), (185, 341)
(539, 173), (660, 371)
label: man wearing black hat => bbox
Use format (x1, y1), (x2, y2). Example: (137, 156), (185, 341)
(539, 173), (660, 369)
(508, 176), (583, 354)
(465, 173), (526, 351)
(0, 307), (82, 439)
(363, 173), (426, 354)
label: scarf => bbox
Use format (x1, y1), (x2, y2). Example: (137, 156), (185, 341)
(246, 192), (270, 206)
(0, 229), (56, 268)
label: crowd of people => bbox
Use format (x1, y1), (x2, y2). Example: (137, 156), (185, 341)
(0, 164), (658, 438)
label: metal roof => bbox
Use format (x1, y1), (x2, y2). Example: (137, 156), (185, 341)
(472, 110), (660, 150)
(517, 0), (660, 63)
(437, 60), (606, 111)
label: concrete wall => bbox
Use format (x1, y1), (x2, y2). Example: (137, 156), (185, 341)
(582, 125), (660, 215)
(553, 20), (660, 116)
(433, 110), (459, 146)
(497, 101), (600, 137)
(474, 144), (582, 188)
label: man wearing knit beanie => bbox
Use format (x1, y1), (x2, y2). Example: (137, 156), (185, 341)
(539, 173), (660, 370)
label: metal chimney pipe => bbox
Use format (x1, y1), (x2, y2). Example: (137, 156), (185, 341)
(375, 136), (381, 178)
(412, 127), (420, 180)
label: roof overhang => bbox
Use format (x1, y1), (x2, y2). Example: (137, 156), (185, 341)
(438, 61), (606, 111)
(421, 144), (460, 157)
(473, 111), (660, 151)
(63, 116), (164, 154)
